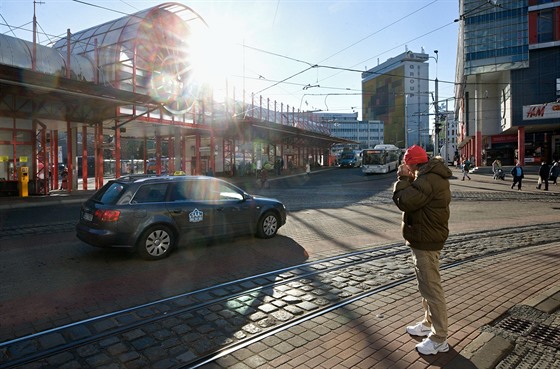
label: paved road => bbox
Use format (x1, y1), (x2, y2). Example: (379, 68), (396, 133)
(0, 167), (558, 368)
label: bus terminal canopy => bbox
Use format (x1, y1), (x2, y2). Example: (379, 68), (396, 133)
(0, 2), (350, 194)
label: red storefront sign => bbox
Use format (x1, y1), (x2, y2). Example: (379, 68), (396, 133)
(491, 134), (518, 144)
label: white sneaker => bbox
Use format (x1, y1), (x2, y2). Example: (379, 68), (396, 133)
(406, 322), (431, 337)
(415, 337), (449, 355)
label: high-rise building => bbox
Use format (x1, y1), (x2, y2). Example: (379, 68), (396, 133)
(361, 50), (431, 150)
(455, 0), (560, 167)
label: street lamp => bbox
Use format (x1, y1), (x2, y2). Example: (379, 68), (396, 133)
(405, 94), (409, 148)
(430, 50), (439, 156)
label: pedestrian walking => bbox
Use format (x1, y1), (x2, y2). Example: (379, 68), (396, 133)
(392, 145), (452, 355)
(305, 161), (311, 175)
(536, 161), (550, 191)
(461, 157), (471, 180)
(550, 161), (559, 185)
(510, 161), (524, 190)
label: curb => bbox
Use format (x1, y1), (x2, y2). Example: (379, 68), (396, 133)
(452, 284), (560, 369)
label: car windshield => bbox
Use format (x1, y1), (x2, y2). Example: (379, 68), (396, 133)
(91, 182), (127, 204)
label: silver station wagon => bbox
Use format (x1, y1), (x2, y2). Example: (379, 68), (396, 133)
(76, 175), (287, 260)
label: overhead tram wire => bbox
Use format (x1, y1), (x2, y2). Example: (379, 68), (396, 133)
(72, 0), (136, 17)
(324, 19), (457, 84)
(241, 44), (457, 100)
(317, 0), (440, 65)
(254, 65), (317, 95)
(293, 0), (445, 102)
(0, 14), (20, 37)
(241, 1), (442, 107)
(282, 1), (445, 110)
(241, 20), (458, 112)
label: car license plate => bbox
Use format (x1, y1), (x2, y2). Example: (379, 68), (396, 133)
(83, 212), (93, 221)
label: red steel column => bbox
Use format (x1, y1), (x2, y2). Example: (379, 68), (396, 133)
(82, 126), (87, 190)
(518, 126), (525, 165)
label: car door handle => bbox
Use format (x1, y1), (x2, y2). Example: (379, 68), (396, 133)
(217, 207), (225, 212)
(172, 209), (183, 214)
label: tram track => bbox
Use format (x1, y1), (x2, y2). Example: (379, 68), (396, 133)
(1, 222), (558, 369)
(0, 190), (557, 239)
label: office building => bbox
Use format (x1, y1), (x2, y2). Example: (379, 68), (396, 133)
(315, 112), (384, 150)
(455, 0), (560, 167)
(361, 50), (431, 150)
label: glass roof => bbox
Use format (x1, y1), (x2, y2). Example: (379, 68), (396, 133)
(1, 3), (208, 115)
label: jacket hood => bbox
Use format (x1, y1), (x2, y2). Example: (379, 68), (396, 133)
(417, 157), (453, 179)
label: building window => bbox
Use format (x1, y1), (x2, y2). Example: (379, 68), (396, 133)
(529, 6), (560, 44)
(538, 9), (554, 42)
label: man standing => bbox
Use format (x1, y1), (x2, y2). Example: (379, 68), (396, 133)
(392, 145), (452, 355)
(510, 161), (524, 190)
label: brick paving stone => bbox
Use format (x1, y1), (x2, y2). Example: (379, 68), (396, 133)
(121, 329), (145, 341)
(64, 324), (92, 341)
(92, 318), (119, 333)
(296, 301), (318, 311)
(143, 346), (170, 362)
(175, 350), (197, 363)
(45, 351), (75, 367)
(152, 358), (178, 369)
(124, 357), (149, 369)
(283, 305), (304, 315)
(273, 341), (295, 354)
(259, 347), (282, 361)
(130, 336), (157, 350)
(85, 353), (112, 367)
(106, 342), (128, 356)
(76, 343), (99, 357)
(282, 294), (301, 304)
(271, 299), (288, 308)
(257, 303), (278, 314)
(207, 242), (560, 368)
(38, 331), (66, 349)
(285, 335), (309, 348)
(59, 361), (83, 369)
(118, 351), (141, 363)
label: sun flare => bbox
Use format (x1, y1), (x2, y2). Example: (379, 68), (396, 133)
(189, 19), (245, 100)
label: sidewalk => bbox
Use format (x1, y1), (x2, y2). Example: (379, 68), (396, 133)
(0, 167), (325, 210)
(206, 243), (560, 369)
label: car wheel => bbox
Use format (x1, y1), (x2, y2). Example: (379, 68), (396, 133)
(256, 211), (279, 239)
(137, 225), (175, 260)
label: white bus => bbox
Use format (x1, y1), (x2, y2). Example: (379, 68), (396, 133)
(361, 144), (401, 174)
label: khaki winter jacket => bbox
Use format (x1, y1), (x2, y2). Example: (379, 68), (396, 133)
(392, 157), (452, 251)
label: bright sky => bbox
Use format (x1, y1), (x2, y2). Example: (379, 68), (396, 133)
(0, 0), (459, 121)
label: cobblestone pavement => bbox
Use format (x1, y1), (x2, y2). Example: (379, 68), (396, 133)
(0, 168), (559, 369)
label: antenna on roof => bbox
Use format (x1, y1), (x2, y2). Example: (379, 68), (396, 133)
(32, 0), (46, 70)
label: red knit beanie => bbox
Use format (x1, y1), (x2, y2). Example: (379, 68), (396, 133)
(403, 145), (428, 165)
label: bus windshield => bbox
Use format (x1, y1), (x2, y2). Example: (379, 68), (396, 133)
(363, 150), (388, 165)
(361, 145), (401, 174)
